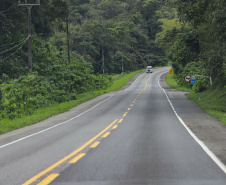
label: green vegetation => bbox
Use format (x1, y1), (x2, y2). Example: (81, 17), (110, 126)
(0, 57), (112, 120)
(155, 0), (226, 90)
(0, 0), (167, 77)
(187, 87), (226, 125)
(166, 73), (226, 125)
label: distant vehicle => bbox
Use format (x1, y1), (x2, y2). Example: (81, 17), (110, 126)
(146, 66), (153, 73)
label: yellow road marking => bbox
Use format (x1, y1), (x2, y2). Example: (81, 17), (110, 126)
(118, 119), (123, 123)
(112, 125), (118, 129)
(37, 174), (59, 185)
(69, 153), (86, 164)
(128, 108), (130, 111)
(134, 99), (137, 101)
(143, 73), (152, 91)
(102, 132), (110, 138)
(123, 112), (127, 117)
(130, 104), (133, 107)
(90, 141), (100, 148)
(23, 119), (118, 185)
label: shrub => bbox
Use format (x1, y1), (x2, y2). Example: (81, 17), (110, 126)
(0, 58), (112, 120)
(173, 61), (210, 92)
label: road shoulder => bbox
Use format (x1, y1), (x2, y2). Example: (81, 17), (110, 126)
(160, 72), (226, 166)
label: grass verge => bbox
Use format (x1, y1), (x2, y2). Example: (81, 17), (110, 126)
(166, 73), (226, 125)
(0, 69), (145, 135)
(186, 87), (226, 125)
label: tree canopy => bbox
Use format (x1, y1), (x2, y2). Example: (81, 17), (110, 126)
(0, 0), (167, 78)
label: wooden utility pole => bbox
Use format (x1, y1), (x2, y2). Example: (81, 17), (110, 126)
(66, 17), (70, 63)
(102, 44), (104, 75)
(121, 45), (124, 74)
(19, 0), (40, 75)
(28, 6), (32, 74)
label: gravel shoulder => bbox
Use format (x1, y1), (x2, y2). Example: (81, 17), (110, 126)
(160, 72), (226, 166)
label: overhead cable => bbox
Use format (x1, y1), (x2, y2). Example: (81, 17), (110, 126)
(0, 37), (28, 62)
(0, 37), (29, 55)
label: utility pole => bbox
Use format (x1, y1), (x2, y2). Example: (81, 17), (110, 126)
(102, 44), (104, 75)
(121, 45), (124, 74)
(66, 0), (70, 63)
(66, 17), (70, 63)
(19, 0), (40, 75)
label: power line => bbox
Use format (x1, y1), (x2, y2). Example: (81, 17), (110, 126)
(0, 38), (28, 62)
(0, 38), (27, 48)
(0, 37), (28, 55)
(0, 3), (17, 14)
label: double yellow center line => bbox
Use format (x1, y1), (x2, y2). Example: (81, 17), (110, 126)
(23, 119), (118, 185)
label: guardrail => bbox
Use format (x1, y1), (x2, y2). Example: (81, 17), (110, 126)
(195, 75), (212, 86)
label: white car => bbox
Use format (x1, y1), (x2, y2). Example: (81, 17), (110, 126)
(146, 66), (153, 73)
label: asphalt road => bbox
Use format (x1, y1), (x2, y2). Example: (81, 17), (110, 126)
(0, 68), (225, 185)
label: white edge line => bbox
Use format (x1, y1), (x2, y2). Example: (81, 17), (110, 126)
(0, 72), (144, 149)
(158, 72), (226, 174)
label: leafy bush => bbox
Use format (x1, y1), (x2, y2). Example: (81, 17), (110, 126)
(0, 57), (112, 120)
(173, 61), (210, 92)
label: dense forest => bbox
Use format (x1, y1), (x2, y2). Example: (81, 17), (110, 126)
(0, 0), (225, 120)
(0, 0), (167, 77)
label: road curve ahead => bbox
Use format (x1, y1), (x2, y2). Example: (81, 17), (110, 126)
(0, 68), (226, 185)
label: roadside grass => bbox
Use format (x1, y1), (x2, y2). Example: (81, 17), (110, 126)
(186, 87), (226, 125)
(0, 69), (145, 135)
(166, 73), (226, 125)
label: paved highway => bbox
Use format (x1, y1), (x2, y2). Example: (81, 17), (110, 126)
(0, 68), (225, 185)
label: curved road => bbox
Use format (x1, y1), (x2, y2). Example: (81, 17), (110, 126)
(0, 68), (225, 185)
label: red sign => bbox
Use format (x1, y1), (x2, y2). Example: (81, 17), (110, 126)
(184, 75), (191, 82)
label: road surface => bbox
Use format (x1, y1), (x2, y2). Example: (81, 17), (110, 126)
(0, 68), (225, 185)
